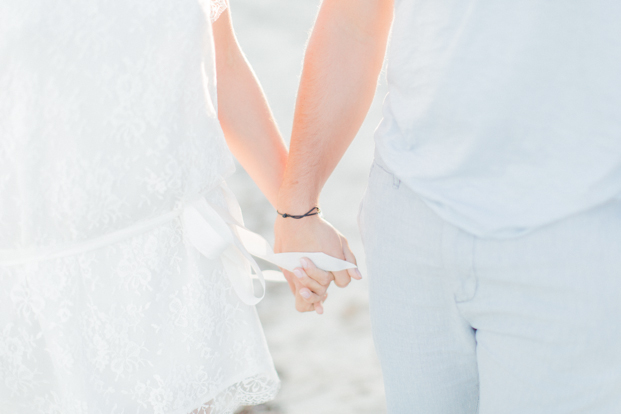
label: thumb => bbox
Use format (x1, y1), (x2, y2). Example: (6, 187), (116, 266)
(342, 237), (362, 280)
(282, 269), (297, 294)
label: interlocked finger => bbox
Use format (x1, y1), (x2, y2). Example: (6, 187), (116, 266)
(295, 287), (327, 313)
(300, 257), (334, 286)
(332, 269), (351, 288)
(297, 286), (326, 304)
(281, 269), (297, 295)
(313, 292), (328, 314)
(342, 236), (362, 280)
(293, 267), (329, 297)
(295, 293), (314, 312)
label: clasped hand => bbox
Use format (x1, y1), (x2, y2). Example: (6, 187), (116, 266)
(274, 214), (362, 314)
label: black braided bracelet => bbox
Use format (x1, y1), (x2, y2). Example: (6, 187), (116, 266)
(277, 206), (321, 219)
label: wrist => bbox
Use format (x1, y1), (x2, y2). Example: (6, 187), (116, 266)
(277, 206), (322, 220)
(274, 212), (322, 233)
(276, 187), (320, 216)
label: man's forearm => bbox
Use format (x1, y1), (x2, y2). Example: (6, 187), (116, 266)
(277, 0), (393, 212)
(214, 9), (288, 208)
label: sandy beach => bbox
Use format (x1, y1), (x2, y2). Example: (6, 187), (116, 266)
(227, 0), (389, 412)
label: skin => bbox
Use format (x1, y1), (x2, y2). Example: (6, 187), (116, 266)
(212, 8), (287, 208)
(212, 8), (329, 312)
(274, 0), (394, 313)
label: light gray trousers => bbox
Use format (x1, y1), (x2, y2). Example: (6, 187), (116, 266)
(359, 158), (621, 414)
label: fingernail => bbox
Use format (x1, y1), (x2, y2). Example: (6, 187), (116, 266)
(294, 268), (304, 279)
(300, 258), (309, 269)
(355, 269), (363, 279)
(300, 289), (311, 299)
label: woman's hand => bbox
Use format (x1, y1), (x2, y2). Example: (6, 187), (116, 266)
(274, 214), (361, 314)
(291, 258), (333, 315)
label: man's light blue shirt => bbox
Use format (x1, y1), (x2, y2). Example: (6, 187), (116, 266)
(376, 0), (621, 238)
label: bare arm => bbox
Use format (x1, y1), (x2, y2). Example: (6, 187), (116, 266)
(274, 0), (393, 312)
(277, 0), (393, 211)
(213, 8), (287, 208)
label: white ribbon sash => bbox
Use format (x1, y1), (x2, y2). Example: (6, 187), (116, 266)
(182, 194), (357, 306)
(0, 183), (357, 307)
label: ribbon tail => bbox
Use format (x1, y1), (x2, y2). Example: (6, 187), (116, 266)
(226, 227), (267, 306)
(185, 183), (360, 305)
(234, 224), (357, 274)
(183, 197), (266, 306)
(220, 243), (266, 306)
(259, 270), (289, 282)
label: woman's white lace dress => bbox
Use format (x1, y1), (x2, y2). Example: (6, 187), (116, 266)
(0, 0), (280, 413)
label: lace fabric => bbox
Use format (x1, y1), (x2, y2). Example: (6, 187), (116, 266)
(210, 0), (229, 22)
(0, 188), (280, 413)
(0, 0), (236, 251)
(192, 374), (281, 414)
(0, 0), (279, 412)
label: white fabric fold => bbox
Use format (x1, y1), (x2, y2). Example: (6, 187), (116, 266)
(1, 185), (357, 307)
(182, 193), (357, 306)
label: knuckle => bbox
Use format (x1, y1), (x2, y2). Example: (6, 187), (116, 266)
(297, 301), (312, 312)
(310, 288), (323, 298)
(304, 294), (318, 304)
(335, 278), (350, 288)
(306, 268), (319, 280)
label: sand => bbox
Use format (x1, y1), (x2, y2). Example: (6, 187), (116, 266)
(226, 0), (389, 413)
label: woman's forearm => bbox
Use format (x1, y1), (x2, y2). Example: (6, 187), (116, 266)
(213, 9), (287, 208)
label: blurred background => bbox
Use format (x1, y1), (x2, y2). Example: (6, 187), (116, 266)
(226, 0), (389, 413)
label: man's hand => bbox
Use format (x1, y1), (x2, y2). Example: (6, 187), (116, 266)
(274, 214), (361, 313)
(274, 0), (392, 313)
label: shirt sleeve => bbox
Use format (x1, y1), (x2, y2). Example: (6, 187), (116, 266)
(210, 0), (228, 23)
